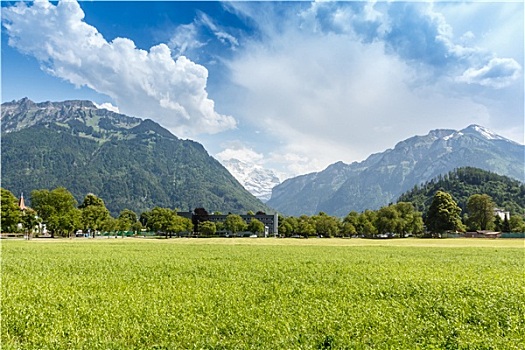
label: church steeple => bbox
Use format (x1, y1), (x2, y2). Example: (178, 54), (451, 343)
(19, 193), (27, 211)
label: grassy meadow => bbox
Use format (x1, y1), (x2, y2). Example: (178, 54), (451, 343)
(2, 238), (524, 349)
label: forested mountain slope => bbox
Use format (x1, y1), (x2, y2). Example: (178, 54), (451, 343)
(398, 167), (525, 216)
(1, 98), (270, 215)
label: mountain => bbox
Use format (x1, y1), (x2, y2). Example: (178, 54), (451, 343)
(221, 159), (281, 202)
(1, 98), (270, 216)
(267, 125), (524, 216)
(398, 167), (525, 216)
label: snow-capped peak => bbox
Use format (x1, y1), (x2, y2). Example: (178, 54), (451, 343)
(462, 124), (507, 141)
(220, 159), (281, 202)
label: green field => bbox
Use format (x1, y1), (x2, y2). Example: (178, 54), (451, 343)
(2, 238), (524, 349)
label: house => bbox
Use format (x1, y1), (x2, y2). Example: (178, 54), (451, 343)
(494, 208), (510, 221)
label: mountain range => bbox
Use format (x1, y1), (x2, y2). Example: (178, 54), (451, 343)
(1, 98), (270, 216)
(267, 125), (524, 216)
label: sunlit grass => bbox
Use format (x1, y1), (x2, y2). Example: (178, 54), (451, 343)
(2, 238), (524, 349)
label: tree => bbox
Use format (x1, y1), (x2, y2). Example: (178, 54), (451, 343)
(467, 194), (495, 231)
(101, 216), (118, 233)
(297, 215), (316, 236)
(342, 211), (359, 237)
(248, 218), (265, 234)
(313, 212), (340, 237)
(375, 205), (400, 236)
(501, 215), (511, 233)
(168, 214), (192, 235)
(279, 220), (293, 237)
(144, 207), (192, 238)
(21, 208), (39, 238)
(224, 214), (246, 234)
(425, 191), (464, 234)
(80, 194), (111, 238)
(199, 221), (216, 236)
(117, 209), (138, 232)
(147, 207), (173, 237)
(1, 188), (21, 233)
(279, 217), (298, 237)
(31, 187), (80, 237)
(493, 215), (503, 232)
(394, 202), (424, 236)
(357, 210), (377, 237)
(79, 193), (106, 209)
(509, 215), (525, 233)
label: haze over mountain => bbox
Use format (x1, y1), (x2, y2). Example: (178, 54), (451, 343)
(1, 98), (270, 216)
(267, 125), (524, 217)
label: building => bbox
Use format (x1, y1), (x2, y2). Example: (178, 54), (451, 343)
(18, 193), (27, 211)
(494, 208), (510, 221)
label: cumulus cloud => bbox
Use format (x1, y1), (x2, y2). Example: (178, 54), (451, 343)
(2, 0), (236, 136)
(457, 58), (522, 89)
(221, 1), (520, 178)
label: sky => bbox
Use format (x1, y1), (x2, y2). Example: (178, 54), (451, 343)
(2, 0), (523, 181)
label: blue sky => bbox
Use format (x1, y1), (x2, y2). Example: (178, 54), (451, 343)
(2, 1), (523, 180)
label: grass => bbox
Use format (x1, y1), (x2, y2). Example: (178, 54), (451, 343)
(2, 238), (524, 349)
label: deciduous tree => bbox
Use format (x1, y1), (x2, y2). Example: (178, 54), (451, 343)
(117, 209), (138, 232)
(313, 212), (340, 237)
(31, 187), (80, 237)
(1, 188), (21, 233)
(199, 221), (216, 236)
(425, 191), (464, 234)
(224, 214), (247, 233)
(467, 194), (495, 231)
(80, 194), (111, 237)
(248, 218), (265, 234)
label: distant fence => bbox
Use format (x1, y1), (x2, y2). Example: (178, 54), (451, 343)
(500, 232), (525, 238)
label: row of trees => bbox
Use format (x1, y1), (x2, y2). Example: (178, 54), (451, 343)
(0, 187), (268, 237)
(426, 191), (524, 233)
(277, 191), (525, 237)
(278, 202), (424, 238)
(2, 187), (525, 238)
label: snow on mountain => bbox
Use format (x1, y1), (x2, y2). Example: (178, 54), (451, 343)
(221, 159), (281, 202)
(268, 124), (524, 216)
(462, 124), (514, 142)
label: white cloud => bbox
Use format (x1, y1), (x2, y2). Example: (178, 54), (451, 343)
(220, 1), (520, 178)
(169, 23), (206, 57)
(215, 142), (264, 163)
(2, 0), (236, 136)
(197, 12), (239, 49)
(94, 102), (119, 114)
(457, 58), (522, 89)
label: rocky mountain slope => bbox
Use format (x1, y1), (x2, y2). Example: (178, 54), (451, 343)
(267, 125), (524, 216)
(1, 98), (270, 215)
(221, 159), (280, 202)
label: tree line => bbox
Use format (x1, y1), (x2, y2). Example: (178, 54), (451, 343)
(0, 187), (267, 238)
(1, 186), (524, 238)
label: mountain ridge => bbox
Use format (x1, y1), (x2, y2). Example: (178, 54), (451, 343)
(268, 124), (524, 216)
(1, 98), (271, 216)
